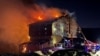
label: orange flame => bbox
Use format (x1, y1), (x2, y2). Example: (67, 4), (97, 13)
(38, 16), (43, 20)
(55, 15), (59, 18)
(27, 4), (63, 24)
(22, 45), (27, 53)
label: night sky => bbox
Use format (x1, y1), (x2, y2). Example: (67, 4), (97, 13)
(26, 0), (100, 42)
(26, 0), (100, 28)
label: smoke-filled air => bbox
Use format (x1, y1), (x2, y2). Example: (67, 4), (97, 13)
(0, 0), (65, 54)
(26, 4), (63, 24)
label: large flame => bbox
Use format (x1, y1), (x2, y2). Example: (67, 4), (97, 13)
(27, 4), (63, 24)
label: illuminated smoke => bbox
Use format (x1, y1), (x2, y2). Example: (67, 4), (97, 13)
(26, 4), (63, 24)
(0, 0), (66, 54)
(0, 0), (30, 53)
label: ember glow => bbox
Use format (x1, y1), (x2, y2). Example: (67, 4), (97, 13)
(38, 16), (43, 20)
(22, 45), (27, 53)
(55, 15), (59, 18)
(28, 36), (31, 41)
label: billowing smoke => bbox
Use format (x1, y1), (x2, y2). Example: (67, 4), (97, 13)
(0, 0), (30, 53)
(0, 0), (65, 54)
(25, 4), (63, 24)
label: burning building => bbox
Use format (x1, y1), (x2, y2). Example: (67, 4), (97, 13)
(1, 0), (98, 55)
(20, 11), (78, 52)
(0, 0), (63, 54)
(51, 12), (78, 45)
